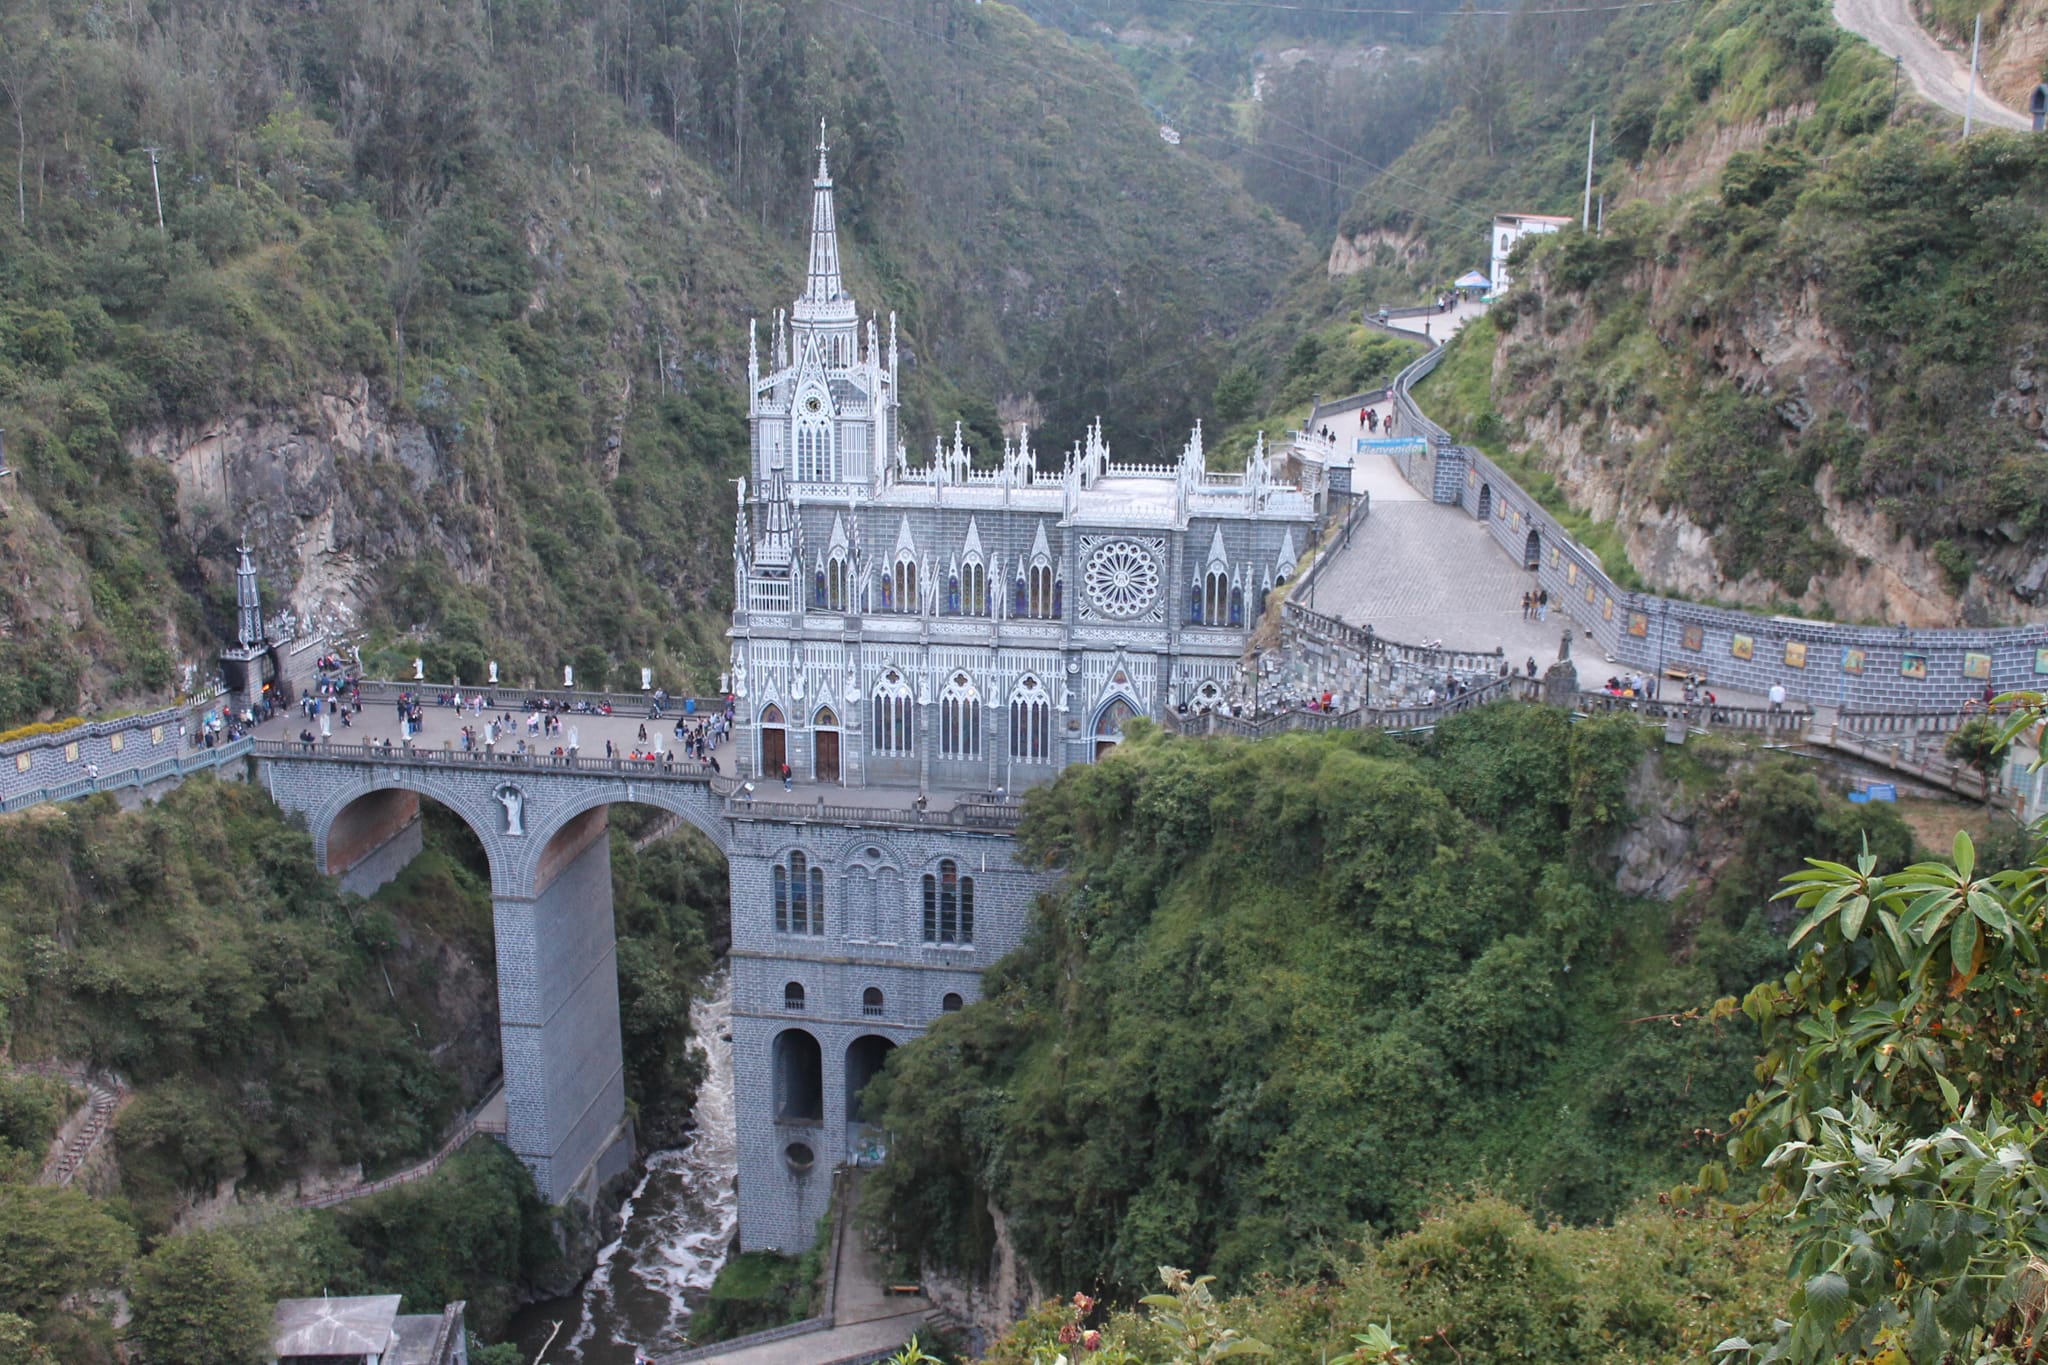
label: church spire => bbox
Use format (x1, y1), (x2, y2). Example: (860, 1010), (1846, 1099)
(798, 120), (849, 317)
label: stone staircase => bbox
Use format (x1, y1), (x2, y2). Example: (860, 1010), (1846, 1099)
(33, 1068), (127, 1187)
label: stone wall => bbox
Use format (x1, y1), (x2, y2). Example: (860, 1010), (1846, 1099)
(0, 705), (220, 807)
(726, 815), (1059, 1252)
(1451, 447), (2048, 708)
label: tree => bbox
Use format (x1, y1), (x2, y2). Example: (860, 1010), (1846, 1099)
(0, 1186), (134, 1324)
(1946, 716), (2004, 803)
(128, 1231), (271, 1365)
(1717, 689), (2048, 1364)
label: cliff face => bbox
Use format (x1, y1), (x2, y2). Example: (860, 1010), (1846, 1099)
(130, 383), (494, 639)
(1465, 86), (2048, 628)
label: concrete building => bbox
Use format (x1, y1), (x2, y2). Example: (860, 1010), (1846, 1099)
(1490, 212), (1571, 293)
(270, 1296), (467, 1365)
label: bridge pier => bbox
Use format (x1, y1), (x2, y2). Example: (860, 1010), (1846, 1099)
(497, 805), (634, 1204)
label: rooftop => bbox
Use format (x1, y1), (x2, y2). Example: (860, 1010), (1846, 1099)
(271, 1295), (401, 1358)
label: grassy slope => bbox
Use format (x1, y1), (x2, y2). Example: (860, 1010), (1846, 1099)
(0, 0), (1299, 726)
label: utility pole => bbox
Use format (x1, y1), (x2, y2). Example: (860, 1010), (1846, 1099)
(1890, 55), (1902, 124)
(1963, 12), (1982, 139)
(1581, 117), (1596, 230)
(143, 146), (165, 234)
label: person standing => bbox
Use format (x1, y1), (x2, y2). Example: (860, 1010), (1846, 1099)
(1768, 682), (1787, 713)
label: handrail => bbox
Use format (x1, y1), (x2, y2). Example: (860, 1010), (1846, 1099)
(0, 739), (254, 814)
(250, 738), (719, 782)
(296, 1088), (507, 1210)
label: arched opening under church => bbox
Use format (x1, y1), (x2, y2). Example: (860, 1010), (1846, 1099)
(1094, 697), (1138, 760)
(1524, 528), (1541, 570)
(773, 1027), (824, 1123)
(1477, 483), (1493, 520)
(844, 1034), (896, 1127)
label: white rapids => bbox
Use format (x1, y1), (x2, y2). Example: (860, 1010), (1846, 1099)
(518, 968), (738, 1364)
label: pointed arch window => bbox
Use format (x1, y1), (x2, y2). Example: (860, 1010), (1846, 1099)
(1229, 582), (1245, 627)
(796, 409), (834, 482)
(921, 859), (974, 945)
(962, 559), (986, 616)
(1028, 563), (1056, 619)
(947, 571), (961, 615)
(827, 553), (850, 612)
(813, 565), (827, 609)
(1204, 569), (1231, 626)
(1009, 674), (1053, 762)
(939, 672), (981, 759)
(872, 669), (914, 755)
(773, 851), (825, 935)
(892, 556), (918, 614)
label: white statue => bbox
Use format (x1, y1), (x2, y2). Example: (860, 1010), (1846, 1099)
(488, 660), (499, 684)
(495, 784), (526, 837)
(412, 656), (425, 680)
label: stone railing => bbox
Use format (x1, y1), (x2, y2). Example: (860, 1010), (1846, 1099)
(251, 738), (721, 783)
(727, 792), (1024, 832)
(1356, 295), (2048, 711)
(349, 678), (728, 718)
(0, 738), (253, 814)
(1569, 691), (1812, 735)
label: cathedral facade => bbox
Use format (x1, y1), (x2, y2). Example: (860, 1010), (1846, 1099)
(725, 139), (1315, 1251)
(729, 141), (1314, 791)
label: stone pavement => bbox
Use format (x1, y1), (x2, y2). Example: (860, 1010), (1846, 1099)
(1302, 449), (1572, 672)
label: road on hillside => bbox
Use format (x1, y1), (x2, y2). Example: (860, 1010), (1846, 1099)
(1833, 0), (2031, 129)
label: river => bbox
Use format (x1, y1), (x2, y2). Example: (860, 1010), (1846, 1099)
(512, 969), (738, 1364)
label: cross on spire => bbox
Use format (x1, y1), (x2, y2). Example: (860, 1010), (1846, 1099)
(798, 116), (850, 318)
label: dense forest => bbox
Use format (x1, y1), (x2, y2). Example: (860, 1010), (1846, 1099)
(0, 0), (1301, 728)
(863, 708), (1919, 1291)
(0, 780), (726, 1358)
(867, 705), (2048, 1365)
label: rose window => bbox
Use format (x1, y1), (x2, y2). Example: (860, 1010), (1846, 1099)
(1084, 540), (1159, 619)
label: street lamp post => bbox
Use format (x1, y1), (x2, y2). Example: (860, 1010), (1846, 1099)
(1252, 648), (1263, 716)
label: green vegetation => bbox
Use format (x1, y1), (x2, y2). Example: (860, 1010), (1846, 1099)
(0, 775), (718, 1357)
(864, 708), (1913, 1292)
(986, 1201), (1791, 1365)
(0, 0), (1298, 727)
(697, 1249), (823, 1342)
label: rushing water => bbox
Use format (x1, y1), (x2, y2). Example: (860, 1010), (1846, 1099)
(512, 970), (738, 1364)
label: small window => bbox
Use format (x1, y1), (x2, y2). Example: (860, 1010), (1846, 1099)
(941, 992), (964, 1013)
(784, 982), (806, 1012)
(863, 986), (885, 1018)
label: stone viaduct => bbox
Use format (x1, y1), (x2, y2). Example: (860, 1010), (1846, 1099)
(257, 742), (1050, 1248)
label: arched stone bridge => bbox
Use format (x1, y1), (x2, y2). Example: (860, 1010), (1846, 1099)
(254, 738), (1044, 1247)
(260, 744), (735, 1205)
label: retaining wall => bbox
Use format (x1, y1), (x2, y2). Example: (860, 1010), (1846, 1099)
(1367, 320), (2048, 711)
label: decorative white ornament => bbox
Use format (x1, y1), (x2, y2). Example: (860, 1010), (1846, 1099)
(1083, 539), (1160, 620)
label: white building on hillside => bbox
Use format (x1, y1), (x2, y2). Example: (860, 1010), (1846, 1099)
(1490, 212), (1572, 292)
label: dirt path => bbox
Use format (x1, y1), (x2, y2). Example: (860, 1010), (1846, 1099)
(1832, 0), (2031, 129)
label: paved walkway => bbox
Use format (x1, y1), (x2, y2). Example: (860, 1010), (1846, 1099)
(1833, 0), (2031, 129)
(1303, 449), (1573, 674)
